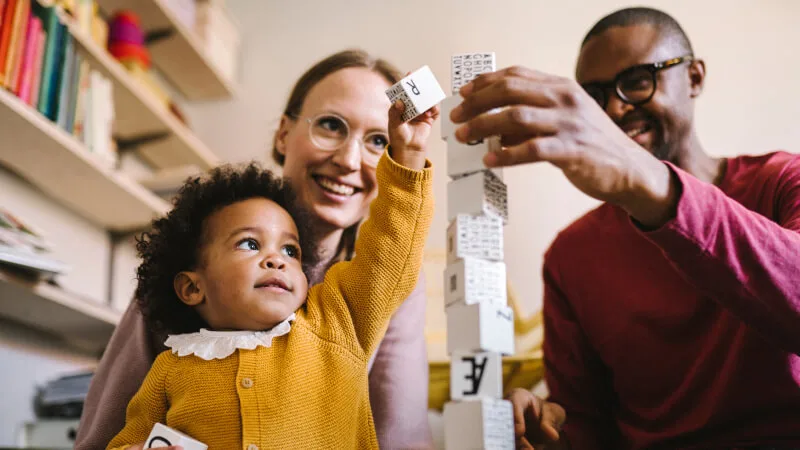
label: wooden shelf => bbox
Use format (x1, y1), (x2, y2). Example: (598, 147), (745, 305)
(95, 0), (236, 100)
(0, 87), (170, 232)
(66, 20), (219, 171)
(0, 270), (121, 354)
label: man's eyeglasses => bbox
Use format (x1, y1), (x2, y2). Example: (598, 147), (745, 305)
(581, 55), (694, 109)
(290, 112), (389, 168)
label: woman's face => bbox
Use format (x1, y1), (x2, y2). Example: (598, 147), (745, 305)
(276, 67), (392, 231)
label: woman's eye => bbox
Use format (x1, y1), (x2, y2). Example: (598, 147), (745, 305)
(366, 134), (389, 151)
(318, 117), (346, 133)
(282, 244), (300, 259)
(237, 238), (259, 251)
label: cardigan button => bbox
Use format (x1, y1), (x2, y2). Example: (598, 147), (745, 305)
(241, 377), (253, 388)
(247, 445), (259, 450)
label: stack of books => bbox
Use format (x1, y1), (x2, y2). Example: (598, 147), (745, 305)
(0, 207), (68, 276)
(0, 0), (116, 167)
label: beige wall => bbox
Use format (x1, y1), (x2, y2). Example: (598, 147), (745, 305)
(183, 0), (800, 318)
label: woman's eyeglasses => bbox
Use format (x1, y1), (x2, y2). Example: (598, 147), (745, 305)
(581, 55), (694, 109)
(291, 112), (389, 168)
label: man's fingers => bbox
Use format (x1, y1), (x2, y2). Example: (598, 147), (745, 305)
(511, 389), (529, 439)
(540, 402), (566, 442)
(454, 106), (559, 144)
(459, 65), (555, 97)
(484, 136), (565, 168)
(451, 76), (560, 124)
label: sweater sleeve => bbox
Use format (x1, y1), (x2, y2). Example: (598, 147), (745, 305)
(106, 351), (174, 450)
(75, 300), (163, 450)
(541, 249), (622, 449)
(639, 154), (800, 354)
(305, 151), (434, 360)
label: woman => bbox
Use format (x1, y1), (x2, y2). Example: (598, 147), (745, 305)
(75, 49), (433, 450)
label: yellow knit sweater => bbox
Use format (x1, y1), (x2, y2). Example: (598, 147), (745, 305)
(107, 153), (434, 450)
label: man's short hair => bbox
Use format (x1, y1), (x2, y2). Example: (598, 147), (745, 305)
(581, 7), (694, 55)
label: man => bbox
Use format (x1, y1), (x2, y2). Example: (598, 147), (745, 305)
(450, 7), (800, 450)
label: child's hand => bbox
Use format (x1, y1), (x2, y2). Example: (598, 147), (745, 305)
(507, 388), (566, 449)
(387, 98), (440, 171)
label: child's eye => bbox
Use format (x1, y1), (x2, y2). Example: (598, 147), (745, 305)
(282, 244), (300, 259)
(236, 238), (259, 251)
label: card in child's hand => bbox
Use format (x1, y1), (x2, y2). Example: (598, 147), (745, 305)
(146, 423), (208, 450)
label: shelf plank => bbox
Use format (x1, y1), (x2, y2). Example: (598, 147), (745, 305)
(95, 0), (236, 100)
(66, 20), (219, 171)
(0, 88), (170, 232)
(0, 270), (120, 354)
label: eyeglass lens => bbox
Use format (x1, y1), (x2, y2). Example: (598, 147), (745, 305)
(309, 115), (389, 165)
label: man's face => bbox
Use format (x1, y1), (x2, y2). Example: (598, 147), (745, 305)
(576, 24), (703, 162)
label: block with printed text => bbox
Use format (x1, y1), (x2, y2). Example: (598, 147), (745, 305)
(146, 423), (207, 449)
(385, 65), (446, 122)
(444, 257), (507, 308)
(443, 398), (514, 449)
(447, 170), (508, 223)
(451, 52), (496, 95)
(447, 301), (514, 355)
(450, 350), (503, 401)
(446, 214), (504, 264)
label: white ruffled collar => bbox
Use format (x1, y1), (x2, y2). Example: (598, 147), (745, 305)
(164, 313), (296, 360)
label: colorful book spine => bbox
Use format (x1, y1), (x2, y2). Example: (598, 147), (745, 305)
(3, 0), (27, 88)
(28, 25), (45, 106)
(16, 14), (39, 100)
(0, 0), (19, 85)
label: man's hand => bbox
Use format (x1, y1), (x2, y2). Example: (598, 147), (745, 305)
(450, 66), (678, 228)
(507, 388), (566, 449)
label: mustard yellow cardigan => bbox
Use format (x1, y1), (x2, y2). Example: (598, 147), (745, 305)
(107, 153), (434, 450)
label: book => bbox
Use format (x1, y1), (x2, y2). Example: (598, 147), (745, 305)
(2, 0), (27, 88)
(28, 24), (44, 106)
(0, 0), (19, 85)
(16, 14), (39, 100)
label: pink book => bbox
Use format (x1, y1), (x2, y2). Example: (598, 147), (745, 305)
(28, 26), (44, 107)
(16, 14), (39, 100)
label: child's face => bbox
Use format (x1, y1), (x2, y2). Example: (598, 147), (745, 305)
(176, 198), (309, 331)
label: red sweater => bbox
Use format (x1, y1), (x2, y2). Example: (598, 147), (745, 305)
(543, 151), (800, 449)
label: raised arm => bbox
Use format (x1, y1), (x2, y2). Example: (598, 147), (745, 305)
(368, 272), (434, 449)
(76, 300), (164, 449)
(639, 155), (800, 353)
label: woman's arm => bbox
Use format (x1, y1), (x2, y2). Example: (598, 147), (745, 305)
(368, 271), (434, 449)
(75, 300), (164, 449)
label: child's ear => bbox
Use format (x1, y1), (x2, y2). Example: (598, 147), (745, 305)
(174, 272), (205, 306)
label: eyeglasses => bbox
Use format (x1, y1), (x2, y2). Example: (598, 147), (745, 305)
(290, 112), (389, 168)
(581, 55), (694, 109)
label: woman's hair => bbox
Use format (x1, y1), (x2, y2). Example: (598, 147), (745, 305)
(134, 162), (318, 335)
(271, 49), (402, 263)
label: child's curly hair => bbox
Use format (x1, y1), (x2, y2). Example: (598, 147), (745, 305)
(134, 162), (318, 335)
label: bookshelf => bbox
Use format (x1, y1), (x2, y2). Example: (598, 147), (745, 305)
(0, 86), (171, 232)
(95, 0), (236, 100)
(66, 20), (219, 170)
(0, 269), (120, 354)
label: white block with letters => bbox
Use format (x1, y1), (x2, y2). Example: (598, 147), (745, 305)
(146, 423), (207, 450)
(446, 214), (504, 264)
(447, 135), (503, 179)
(450, 351), (503, 401)
(385, 65), (446, 122)
(451, 52), (496, 95)
(447, 170), (508, 223)
(440, 94), (461, 141)
(444, 257), (507, 308)
(443, 398), (514, 449)
(447, 301), (514, 355)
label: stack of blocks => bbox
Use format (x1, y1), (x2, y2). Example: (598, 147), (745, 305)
(442, 52), (515, 450)
(385, 57), (514, 449)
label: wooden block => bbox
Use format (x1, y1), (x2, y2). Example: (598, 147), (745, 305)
(146, 423), (207, 449)
(444, 257), (506, 308)
(446, 214), (504, 264)
(447, 302), (515, 355)
(443, 398), (514, 449)
(451, 52), (496, 95)
(447, 170), (508, 223)
(450, 351), (503, 401)
(385, 65), (446, 122)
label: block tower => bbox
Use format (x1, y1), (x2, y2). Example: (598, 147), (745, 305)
(441, 53), (515, 449)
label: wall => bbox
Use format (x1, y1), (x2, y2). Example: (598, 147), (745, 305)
(183, 0), (800, 320)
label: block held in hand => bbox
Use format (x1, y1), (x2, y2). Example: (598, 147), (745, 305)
(146, 423), (207, 450)
(385, 65), (446, 122)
